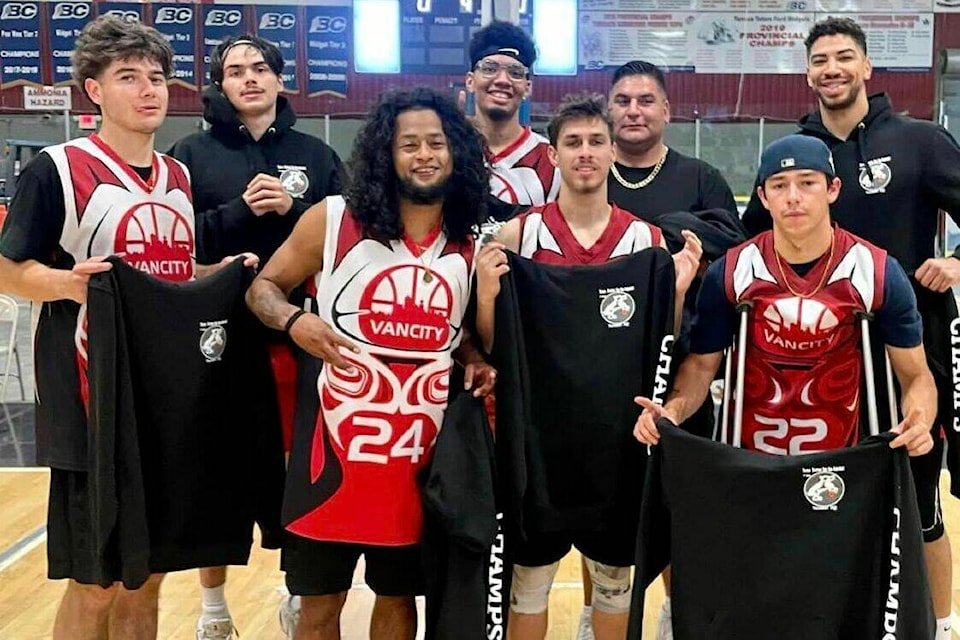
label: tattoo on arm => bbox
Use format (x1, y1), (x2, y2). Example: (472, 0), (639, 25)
(246, 277), (300, 331)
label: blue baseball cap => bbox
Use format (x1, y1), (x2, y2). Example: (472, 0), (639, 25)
(758, 135), (836, 185)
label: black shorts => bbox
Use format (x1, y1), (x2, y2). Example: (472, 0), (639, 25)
(47, 469), (106, 586)
(910, 430), (945, 543)
(282, 533), (424, 597)
(512, 524), (636, 568)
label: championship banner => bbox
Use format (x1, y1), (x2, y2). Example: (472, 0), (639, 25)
(579, 11), (697, 70)
(151, 4), (198, 89)
(47, 2), (93, 85)
(255, 5), (300, 93)
(0, 2), (42, 87)
(693, 12), (814, 73)
(399, 0), (480, 75)
(200, 4), (248, 87)
(697, 0), (811, 9)
(305, 5), (348, 97)
(816, 0), (932, 10)
(97, 2), (143, 22)
(820, 12), (932, 69)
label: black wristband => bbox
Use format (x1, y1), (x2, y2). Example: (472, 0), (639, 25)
(284, 309), (307, 334)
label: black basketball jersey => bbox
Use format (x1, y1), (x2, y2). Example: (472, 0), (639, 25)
(630, 422), (934, 640)
(493, 248), (676, 537)
(85, 258), (285, 588)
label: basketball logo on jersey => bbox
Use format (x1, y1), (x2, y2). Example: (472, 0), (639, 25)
(802, 467), (846, 511)
(114, 202), (194, 281)
(354, 264), (453, 351)
(598, 286), (636, 328)
(761, 297), (839, 351)
(199, 320), (228, 363)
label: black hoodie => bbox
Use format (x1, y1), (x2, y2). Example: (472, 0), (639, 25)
(169, 87), (343, 265)
(742, 93), (960, 274)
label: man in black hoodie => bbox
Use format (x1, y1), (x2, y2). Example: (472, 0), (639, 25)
(742, 17), (960, 640)
(169, 35), (342, 640)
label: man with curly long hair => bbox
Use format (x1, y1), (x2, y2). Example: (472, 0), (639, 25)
(246, 86), (496, 640)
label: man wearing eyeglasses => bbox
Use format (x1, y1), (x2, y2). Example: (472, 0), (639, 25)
(466, 21), (559, 210)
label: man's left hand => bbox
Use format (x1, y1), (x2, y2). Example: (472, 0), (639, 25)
(673, 229), (703, 295)
(464, 362), (497, 397)
(889, 407), (933, 457)
(915, 257), (960, 293)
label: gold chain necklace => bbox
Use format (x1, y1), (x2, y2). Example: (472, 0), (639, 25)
(774, 233), (835, 299)
(610, 145), (668, 190)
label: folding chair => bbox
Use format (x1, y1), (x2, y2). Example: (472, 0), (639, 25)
(0, 294), (26, 403)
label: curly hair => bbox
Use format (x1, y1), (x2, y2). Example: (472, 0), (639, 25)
(72, 15), (173, 107)
(344, 87), (489, 243)
(547, 94), (612, 147)
(468, 20), (537, 70)
(805, 17), (867, 56)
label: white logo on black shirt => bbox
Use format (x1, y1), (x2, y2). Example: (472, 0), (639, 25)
(858, 156), (892, 195)
(802, 466), (846, 511)
(199, 320), (228, 363)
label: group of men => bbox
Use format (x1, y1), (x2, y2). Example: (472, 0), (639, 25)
(2, 9), (960, 640)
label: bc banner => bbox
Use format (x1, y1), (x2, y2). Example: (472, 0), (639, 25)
(0, 1), (42, 87)
(256, 5), (301, 92)
(200, 4), (248, 87)
(151, 4), (197, 88)
(47, 2), (92, 85)
(97, 2), (143, 22)
(305, 5), (348, 97)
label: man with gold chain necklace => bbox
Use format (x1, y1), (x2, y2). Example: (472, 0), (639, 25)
(604, 60), (743, 640)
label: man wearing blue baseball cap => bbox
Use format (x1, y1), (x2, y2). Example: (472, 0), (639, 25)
(634, 133), (934, 462)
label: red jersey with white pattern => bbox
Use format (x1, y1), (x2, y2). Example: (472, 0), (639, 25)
(44, 134), (195, 403)
(488, 128), (560, 206)
(517, 201), (663, 265)
(722, 227), (886, 455)
(287, 196), (476, 545)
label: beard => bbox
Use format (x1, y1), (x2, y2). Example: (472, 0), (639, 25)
(483, 105), (515, 123)
(817, 81), (862, 112)
(397, 174), (451, 204)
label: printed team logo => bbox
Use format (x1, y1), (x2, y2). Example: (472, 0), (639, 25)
(279, 166), (309, 198)
(802, 467), (846, 511)
(858, 156), (892, 194)
(114, 201), (194, 281)
(761, 296), (839, 351)
(952, 317), (960, 433)
(355, 265), (453, 351)
(478, 217), (505, 246)
(199, 320), (228, 363)
(599, 286), (636, 328)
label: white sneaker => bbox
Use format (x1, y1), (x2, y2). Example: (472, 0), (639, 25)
(279, 594), (301, 638)
(195, 616), (236, 640)
(575, 605), (594, 640)
(656, 599), (673, 640)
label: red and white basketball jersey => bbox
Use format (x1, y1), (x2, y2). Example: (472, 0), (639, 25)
(517, 202), (663, 265)
(723, 227), (886, 455)
(47, 134), (195, 280)
(44, 134), (195, 401)
(488, 128), (560, 206)
(288, 196), (476, 545)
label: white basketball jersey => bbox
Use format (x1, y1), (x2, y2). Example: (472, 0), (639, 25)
(46, 134), (195, 281)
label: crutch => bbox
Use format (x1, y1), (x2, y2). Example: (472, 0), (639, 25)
(858, 312), (882, 437)
(720, 303), (751, 448)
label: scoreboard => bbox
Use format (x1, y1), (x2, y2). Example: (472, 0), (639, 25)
(399, 0), (531, 75)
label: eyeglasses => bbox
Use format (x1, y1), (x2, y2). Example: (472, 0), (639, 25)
(474, 59), (528, 81)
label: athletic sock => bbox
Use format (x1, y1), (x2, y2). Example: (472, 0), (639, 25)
(199, 583), (231, 621)
(935, 616), (951, 640)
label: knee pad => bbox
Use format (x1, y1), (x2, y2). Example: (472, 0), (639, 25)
(510, 562), (560, 615)
(584, 558), (632, 614)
